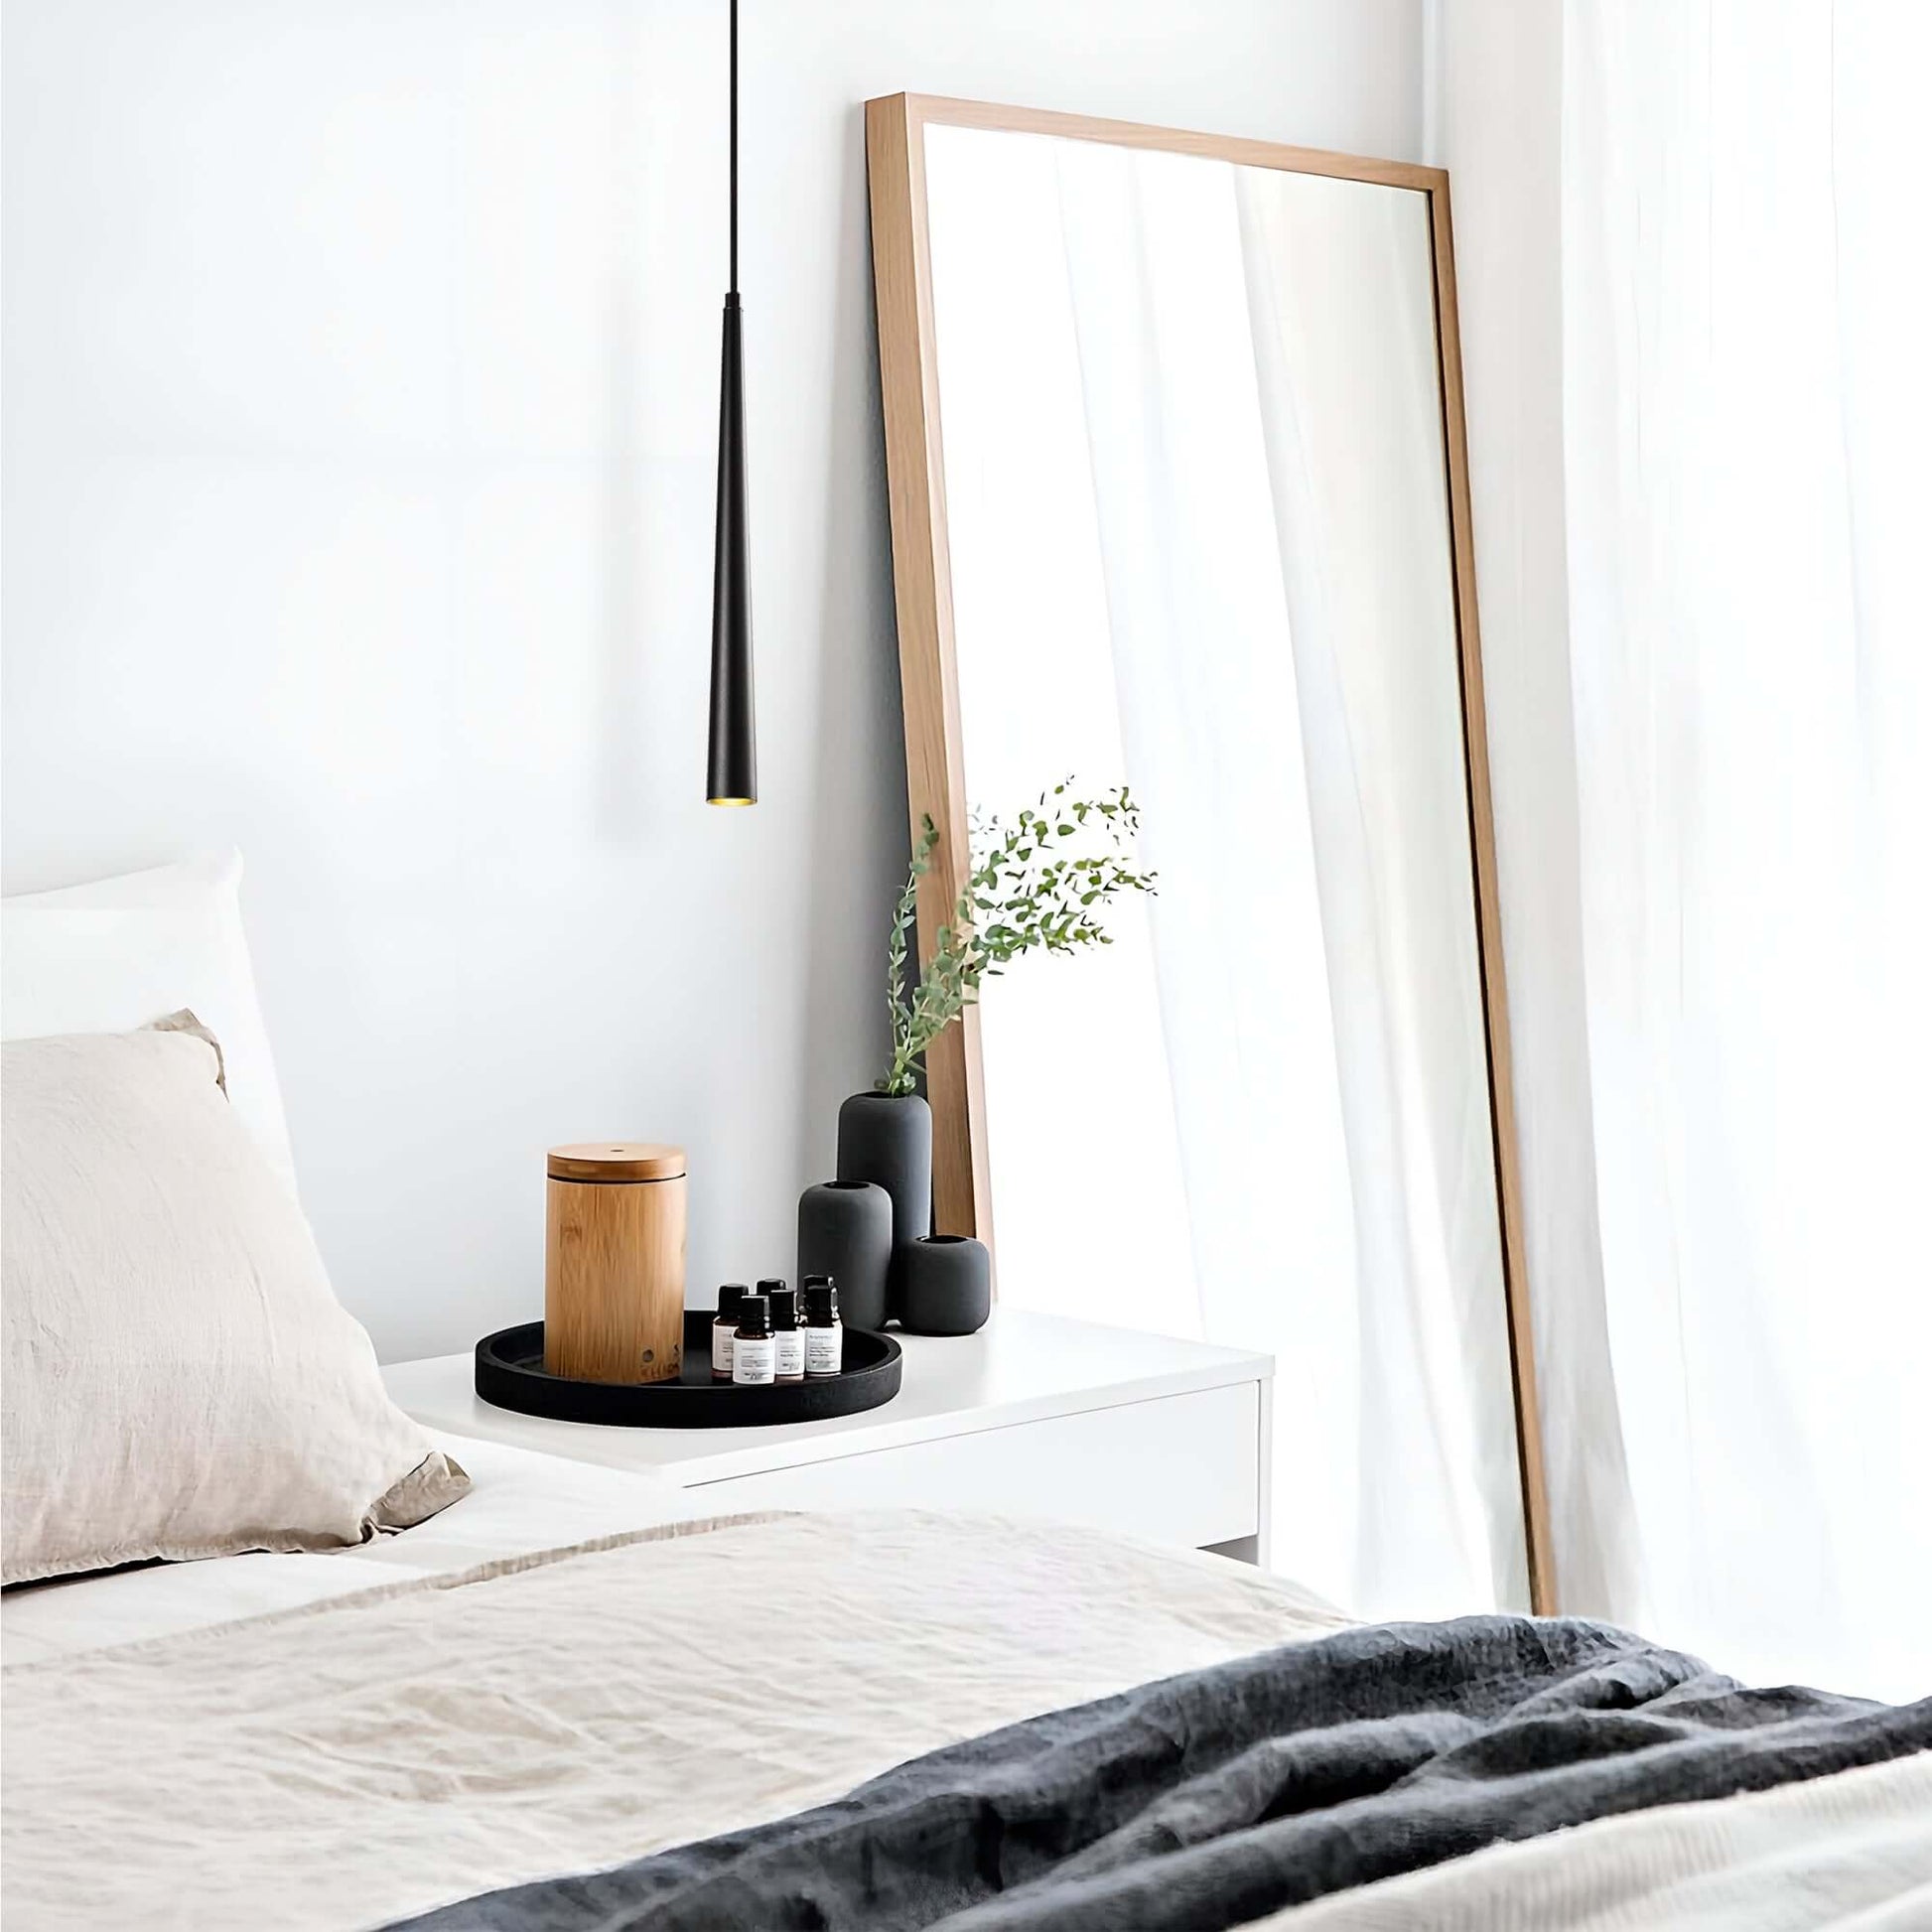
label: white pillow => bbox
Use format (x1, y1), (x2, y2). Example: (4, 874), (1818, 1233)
(1, 1028), (468, 1586)
(1, 851), (298, 1191)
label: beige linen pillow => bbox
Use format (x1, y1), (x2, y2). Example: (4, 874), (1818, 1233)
(2, 1029), (467, 1586)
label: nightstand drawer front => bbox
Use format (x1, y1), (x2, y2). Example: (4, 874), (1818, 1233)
(686, 1383), (1260, 1551)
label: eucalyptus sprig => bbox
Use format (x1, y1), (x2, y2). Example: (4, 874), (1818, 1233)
(878, 780), (1157, 1098)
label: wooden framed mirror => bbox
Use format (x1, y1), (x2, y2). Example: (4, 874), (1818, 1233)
(866, 94), (1553, 1615)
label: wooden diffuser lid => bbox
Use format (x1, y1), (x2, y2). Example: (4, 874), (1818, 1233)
(547, 1142), (687, 1183)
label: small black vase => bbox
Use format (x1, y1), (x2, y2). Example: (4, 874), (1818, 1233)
(836, 1091), (932, 1255)
(797, 1179), (893, 1331)
(898, 1235), (991, 1336)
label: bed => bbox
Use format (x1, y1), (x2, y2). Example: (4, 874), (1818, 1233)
(6, 1483), (1928, 1932)
(4, 857), (1928, 1931)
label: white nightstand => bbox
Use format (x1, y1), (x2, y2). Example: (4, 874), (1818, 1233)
(383, 1310), (1274, 1565)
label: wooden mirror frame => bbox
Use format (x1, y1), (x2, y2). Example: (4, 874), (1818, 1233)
(865, 93), (1555, 1613)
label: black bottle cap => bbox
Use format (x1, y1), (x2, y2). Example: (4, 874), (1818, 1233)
(768, 1284), (798, 1329)
(757, 1277), (785, 1295)
(802, 1274), (831, 1289)
(736, 1294), (770, 1337)
(803, 1280), (839, 1325)
(715, 1284), (747, 1321)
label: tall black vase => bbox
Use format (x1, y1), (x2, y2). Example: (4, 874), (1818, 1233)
(836, 1092), (932, 1258)
(797, 1179), (893, 1331)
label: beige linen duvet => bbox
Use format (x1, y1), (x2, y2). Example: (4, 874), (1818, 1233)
(1, 1508), (1350, 1932)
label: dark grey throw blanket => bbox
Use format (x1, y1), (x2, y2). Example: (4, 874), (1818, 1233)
(392, 1615), (1932, 1932)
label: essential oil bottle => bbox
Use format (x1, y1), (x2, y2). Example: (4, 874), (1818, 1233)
(712, 1284), (747, 1382)
(765, 1282), (804, 1383)
(802, 1277), (843, 1378)
(732, 1294), (775, 1385)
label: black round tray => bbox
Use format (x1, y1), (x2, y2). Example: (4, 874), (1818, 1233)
(475, 1311), (901, 1429)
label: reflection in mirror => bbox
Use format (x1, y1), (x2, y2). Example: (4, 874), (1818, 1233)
(880, 109), (1538, 1620)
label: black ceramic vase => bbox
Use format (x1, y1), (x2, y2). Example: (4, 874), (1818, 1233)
(898, 1234), (992, 1336)
(797, 1179), (893, 1331)
(835, 1092), (932, 1255)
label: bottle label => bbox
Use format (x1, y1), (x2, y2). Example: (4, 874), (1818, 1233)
(712, 1324), (736, 1378)
(732, 1336), (775, 1385)
(774, 1329), (805, 1379)
(804, 1325), (842, 1376)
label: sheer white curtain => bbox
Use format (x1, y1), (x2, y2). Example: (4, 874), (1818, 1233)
(923, 124), (1527, 1620)
(1052, 143), (1517, 1619)
(1560, 0), (1932, 1697)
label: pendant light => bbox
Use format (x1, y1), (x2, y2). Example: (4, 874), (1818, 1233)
(706, 0), (757, 805)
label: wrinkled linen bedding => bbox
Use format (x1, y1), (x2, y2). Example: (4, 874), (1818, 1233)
(0, 1508), (1350, 1932)
(387, 1614), (1932, 1932)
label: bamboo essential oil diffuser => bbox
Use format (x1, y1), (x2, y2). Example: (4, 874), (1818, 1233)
(544, 1143), (688, 1385)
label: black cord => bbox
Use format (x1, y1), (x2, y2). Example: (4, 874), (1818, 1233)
(729, 0), (737, 292)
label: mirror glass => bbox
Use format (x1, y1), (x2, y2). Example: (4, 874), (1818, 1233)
(921, 123), (1526, 1616)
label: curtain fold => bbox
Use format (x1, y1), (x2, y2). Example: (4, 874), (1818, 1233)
(1553, 0), (1932, 1697)
(1432, 0), (1645, 1629)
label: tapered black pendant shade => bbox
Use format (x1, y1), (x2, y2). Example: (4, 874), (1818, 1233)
(706, 0), (756, 806)
(706, 292), (756, 804)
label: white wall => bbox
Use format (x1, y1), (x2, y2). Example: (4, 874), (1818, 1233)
(3, 0), (1424, 1360)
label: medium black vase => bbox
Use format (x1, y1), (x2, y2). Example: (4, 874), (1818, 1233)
(835, 1092), (932, 1256)
(898, 1235), (991, 1336)
(797, 1179), (893, 1331)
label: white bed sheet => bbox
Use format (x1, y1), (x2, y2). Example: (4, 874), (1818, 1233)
(1264, 1748), (1932, 1931)
(0, 1430), (695, 1663)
